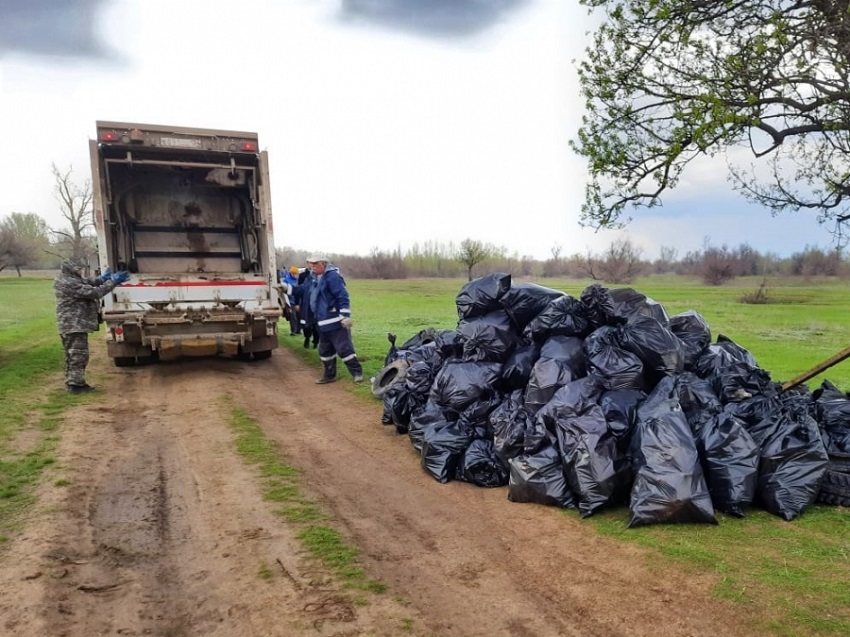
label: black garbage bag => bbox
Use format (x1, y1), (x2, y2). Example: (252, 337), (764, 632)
(457, 438), (509, 487)
(408, 401), (457, 454)
(421, 420), (474, 483)
(401, 328), (462, 359)
(383, 332), (400, 365)
(609, 287), (670, 325)
(508, 442), (576, 509)
(673, 372), (722, 434)
(400, 328), (440, 350)
(458, 393), (504, 440)
(405, 360), (440, 396)
(617, 315), (684, 385)
(724, 395), (783, 444)
(600, 388), (646, 440)
(628, 377), (717, 527)
(813, 380), (850, 453)
(500, 283), (565, 330)
(456, 272), (512, 320)
(524, 336), (587, 413)
(586, 340), (645, 391)
(457, 310), (521, 363)
(551, 403), (632, 517)
(536, 376), (606, 433)
(695, 412), (759, 518)
(500, 342), (540, 390)
(383, 383), (422, 434)
(580, 283), (620, 328)
(430, 360), (503, 411)
(756, 408), (829, 520)
(693, 334), (757, 379)
(711, 362), (777, 404)
(490, 391), (536, 465)
(524, 295), (592, 342)
(670, 310), (712, 370)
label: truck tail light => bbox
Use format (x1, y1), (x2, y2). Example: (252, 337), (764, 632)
(100, 131), (119, 142)
(240, 141), (257, 152)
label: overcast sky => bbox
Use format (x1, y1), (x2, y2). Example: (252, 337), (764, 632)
(0, 0), (839, 260)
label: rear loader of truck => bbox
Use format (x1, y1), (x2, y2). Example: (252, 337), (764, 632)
(90, 121), (281, 365)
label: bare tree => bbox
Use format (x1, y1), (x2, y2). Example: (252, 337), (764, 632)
(456, 238), (492, 281)
(51, 163), (94, 260)
(0, 212), (51, 275)
(582, 238), (645, 284)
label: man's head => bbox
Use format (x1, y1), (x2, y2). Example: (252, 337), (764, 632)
(306, 253), (328, 275)
(60, 257), (87, 276)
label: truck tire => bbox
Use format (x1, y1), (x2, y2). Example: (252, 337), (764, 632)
(114, 356), (137, 367)
(252, 350), (272, 361)
(371, 359), (409, 399)
(817, 470), (850, 507)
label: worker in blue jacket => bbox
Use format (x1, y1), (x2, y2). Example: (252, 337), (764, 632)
(282, 266), (301, 335)
(305, 253), (363, 384)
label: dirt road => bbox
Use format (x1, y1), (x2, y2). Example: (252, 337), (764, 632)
(0, 347), (769, 637)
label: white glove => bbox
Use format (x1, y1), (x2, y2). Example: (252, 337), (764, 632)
(341, 317), (353, 330)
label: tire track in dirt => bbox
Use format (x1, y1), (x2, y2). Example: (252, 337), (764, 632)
(1, 347), (772, 637)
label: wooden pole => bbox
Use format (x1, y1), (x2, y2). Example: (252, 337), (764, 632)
(781, 344), (850, 392)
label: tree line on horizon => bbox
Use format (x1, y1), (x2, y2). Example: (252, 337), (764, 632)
(276, 237), (850, 286)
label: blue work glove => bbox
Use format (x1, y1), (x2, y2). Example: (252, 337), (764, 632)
(112, 271), (130, 284)
(99, 267), (112, 283)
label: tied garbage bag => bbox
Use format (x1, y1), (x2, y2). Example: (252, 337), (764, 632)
(551, 403), (632, 517)
(524, 295), (592, 342)
(711, 362), (777, 404)
(673, 372), (722, 434)
(756, 408), (829, 520)
(609, 287), (670, 325)
(586, 339), (644, 391)
(813, 380), (850, 453)
(694, 334), (757, 379)
(617, 315), (684, 384)
(490, 391), (536, 465)
(456, 272), (511, 320)
(580, 283), (621, 328)
(525, 336), (587, 413)
(628, 378), (717, 527)
(600, 388), (646, 440)
(430, 360), (502, 411)
(695, 412), (759, 518)
(500, 283), (565, 330)
(421, 420), (474, 483)
(670, 310), (711, 369)
(457, 438), (509, 487)
(457, 310), (521, 363)
(408, 401), (457, 454)
(508, 442), (576, 509)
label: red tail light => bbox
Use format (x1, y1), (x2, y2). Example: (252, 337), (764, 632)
(240, 141), (257, 152)
(100, 131), (119, 142)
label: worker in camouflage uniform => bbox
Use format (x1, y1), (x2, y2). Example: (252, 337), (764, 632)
(54, 257), (130, 393)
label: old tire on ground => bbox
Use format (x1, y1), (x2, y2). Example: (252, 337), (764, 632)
(371, 359), (410, 399)
(817, 469), (850, 507)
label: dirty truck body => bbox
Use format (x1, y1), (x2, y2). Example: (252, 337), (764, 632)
(90, 121), (281, 365)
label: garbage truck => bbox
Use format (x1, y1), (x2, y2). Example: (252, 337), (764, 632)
(89, 121), (282, 365)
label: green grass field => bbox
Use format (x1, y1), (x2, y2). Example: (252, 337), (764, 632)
(3, 273), (850, 636)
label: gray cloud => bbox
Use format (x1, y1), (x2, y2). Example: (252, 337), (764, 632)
(339, 0), (532, 37)
(0, 0), (108, 57)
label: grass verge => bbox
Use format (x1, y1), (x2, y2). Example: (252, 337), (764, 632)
(227, 403), (387, 594)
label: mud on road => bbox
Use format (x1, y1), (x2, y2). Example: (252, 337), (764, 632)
(0, 347), (769, 637)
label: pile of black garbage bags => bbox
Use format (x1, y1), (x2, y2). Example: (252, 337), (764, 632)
(373, 273), (850, 526)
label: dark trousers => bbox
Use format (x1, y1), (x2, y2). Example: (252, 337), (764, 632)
(60, 332), (89, 387)
(317, 327), (362, 379)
